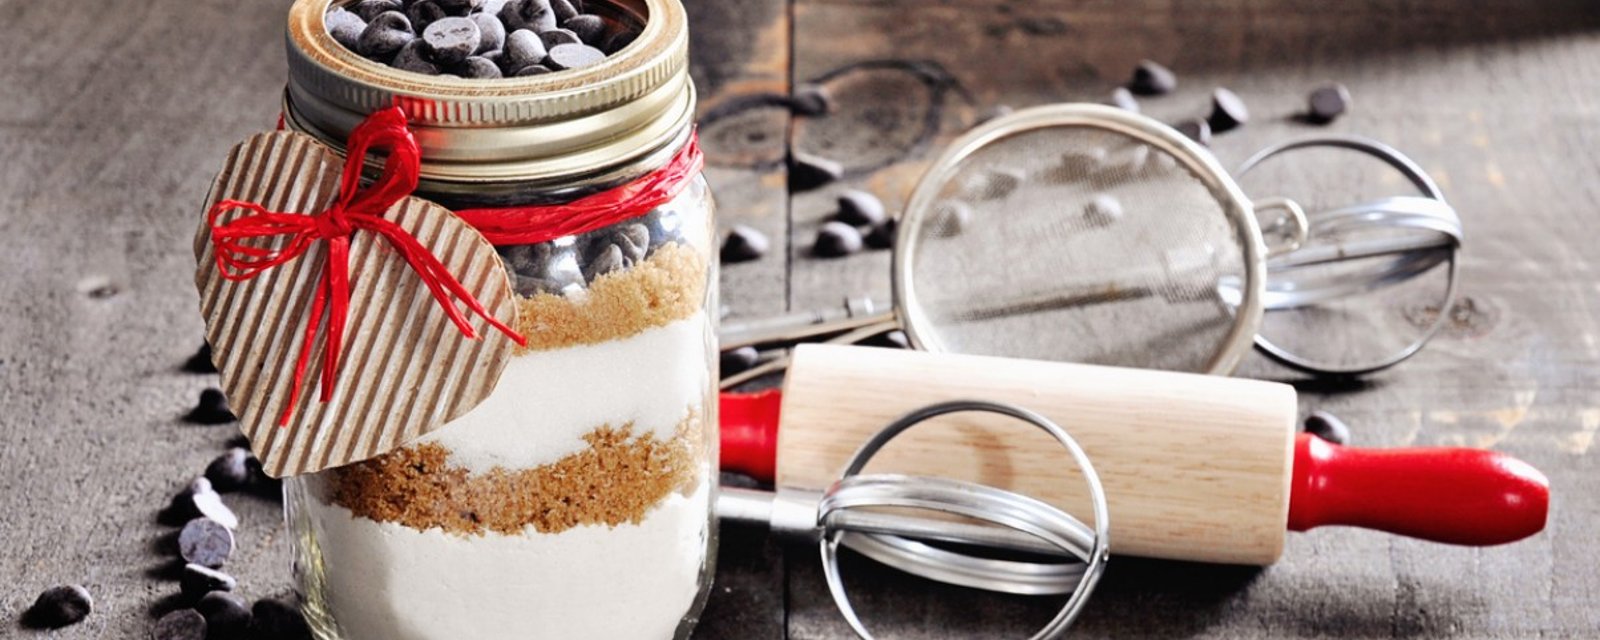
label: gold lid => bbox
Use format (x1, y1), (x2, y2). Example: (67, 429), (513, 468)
(284, 0), (694, 186)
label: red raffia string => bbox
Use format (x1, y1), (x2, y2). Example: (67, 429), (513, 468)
(207, 107), (527, 426)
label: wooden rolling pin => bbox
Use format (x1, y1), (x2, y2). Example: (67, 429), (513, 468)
(720, 344), (1549, 565)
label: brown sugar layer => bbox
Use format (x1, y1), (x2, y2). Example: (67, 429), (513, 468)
(322, 411), (705, 536)
(514, 242), (707, 354)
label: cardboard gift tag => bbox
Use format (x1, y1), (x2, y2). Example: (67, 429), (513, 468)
(194, 130), (518, 477)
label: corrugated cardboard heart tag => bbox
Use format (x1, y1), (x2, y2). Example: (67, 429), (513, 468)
(193, 130), (518, 477)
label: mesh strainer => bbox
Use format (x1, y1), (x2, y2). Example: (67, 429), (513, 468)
(721, 104), (1459, 385)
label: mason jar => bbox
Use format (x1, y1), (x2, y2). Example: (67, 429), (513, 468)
(276, 0), (718, 638)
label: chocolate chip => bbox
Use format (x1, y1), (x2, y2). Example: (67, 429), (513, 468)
(813, 221), (864, 258)
(613, 224), (650, 263)
(325, 8), (368, 52)
(514, 64), (553, 76)
(162, 477), (215, 525)
(1303, 410), (1351, 445)
(1207, 87), (1249, 133)
(357, 11), (414, 61)
(470, 13), (505, 53)
(1084, 193), (1123, 226)
(423, 17), (481, 65)
(602, 28), (639, 54)
(436, 0), (484, 14)
(191, 490), (239, 530)
(180, 564), (237, 600)
(500, 0), (557, 33)
(865, 217), (897, 250)
(405, 0), (446, 32)
(834, 189), (886, 227)
(932, 201), (973, 237)
(392, 39), (442, 75)
(184, 388), (236, 425)
(23, 585), (92, 628)
(582, 243), (629, 283)
(788, 152), (843, 192)
(152, 609), (207, 640)
(540, 28), (583, 50)
(1307, 83), (1350, 124)
(1175, 117), (1211, 146)
(564, 14), (606, 45)
(178, 518), (234, 569)
(550, 0), (580, 22)
(196, 592), (251, 639)
(546, 42), (604, 69)
(205, 448), (252, 493)
(182, 342), (216, 374)
(721, 225), (769, 263)
(352, 0), (402, 22)
(456, 56), (503, 78)
(249, 599), (312, 640)
(1128, 59), (1176, 95)
(721, 346), (759, 375)
(503, 29), (548, 72)
(1107, 86), (1139, 113)
(789, 83), (833, 117)
(243, 456), (284, 500)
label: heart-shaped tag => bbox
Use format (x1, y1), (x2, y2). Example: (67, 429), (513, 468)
(193, 131), (518, 477)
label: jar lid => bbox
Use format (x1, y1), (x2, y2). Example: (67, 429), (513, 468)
(285, 0), (694, 185)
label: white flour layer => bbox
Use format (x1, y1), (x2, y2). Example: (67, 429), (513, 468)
(304, 482), (710, 640)
(416, 311), (711, 474)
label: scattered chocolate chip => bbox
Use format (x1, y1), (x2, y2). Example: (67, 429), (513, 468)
(1303, 410), (1351, 445)
(456, 56), (503, 78)
(24, 585), (93, 628)
(503, 29), (548, 72)
(500, 0), (557, 33)
(789, 84), (833, 116)
(183, 343), (216, 374)
(184, 388), (236, 425)
(546, 42), (605, 70)
(1175, 117), (1211, 146)
(352, 0), (403, 22)
(470, 13), (506, 53)
(325, 8), (368, 52)
(1128, 60), (1176, 96)
(152, 609), (207, 640)
(932, 201), (973, 236)
(721, 225), (769, 263)
(180, 564), (237, 600)
(405, 0), (447, 32)
(244, 456), (284, 500)
(1207, 87), (1249, 133)
(178, 518), (235, 569)
(249, 600), (312, 640)
(564, 14), (606, 45)
(357, 11), (414, 61)
(720, 346), (759, 375)
(423, 17), (481, 65)
(1107, 86), (1139, 113)
(192, 490), (239, 530)
(789, 152), (843, 192)
(835, 189), (886, 227)
(813, 221), (864, 258)
(392, 39), (442, 75)
(550, 0), (580, 22)
(196, 592), (251, 639)
(865, 217), (897, 250)
(1307, 83), (1350, 124)
(205, 448), (252, 493)
(1083, 193), (1123, 226)
(162, 477), (216, 525)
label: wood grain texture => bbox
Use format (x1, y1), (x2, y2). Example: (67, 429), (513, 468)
(0, 0), (1598, 638)
(195, 132), (517, 477)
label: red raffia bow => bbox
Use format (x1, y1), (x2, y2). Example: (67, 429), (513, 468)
(207, 107), (526, 426)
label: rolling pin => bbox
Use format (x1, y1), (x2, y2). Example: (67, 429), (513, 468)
(719, 344), (1549, 565)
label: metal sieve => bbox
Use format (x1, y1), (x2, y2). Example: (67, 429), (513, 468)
(720, 105), (1461, 385)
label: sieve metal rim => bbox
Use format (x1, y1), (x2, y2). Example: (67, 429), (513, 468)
(891, 104), (1268, 376)
(1236, 135), (1461, 376)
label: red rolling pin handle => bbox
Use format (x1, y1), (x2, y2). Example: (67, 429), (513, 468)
(720, 389), (784, 482)
(1286, 433), (1550, 545)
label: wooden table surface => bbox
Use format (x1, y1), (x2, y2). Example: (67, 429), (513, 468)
(2, 0), (1598, 638)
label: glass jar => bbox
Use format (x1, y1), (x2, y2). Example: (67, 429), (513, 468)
(276, 1), (717, 638)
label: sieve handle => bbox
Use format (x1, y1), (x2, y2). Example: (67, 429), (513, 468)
(721, 389), (784, 481)
(1287, 433), (1549, 545)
